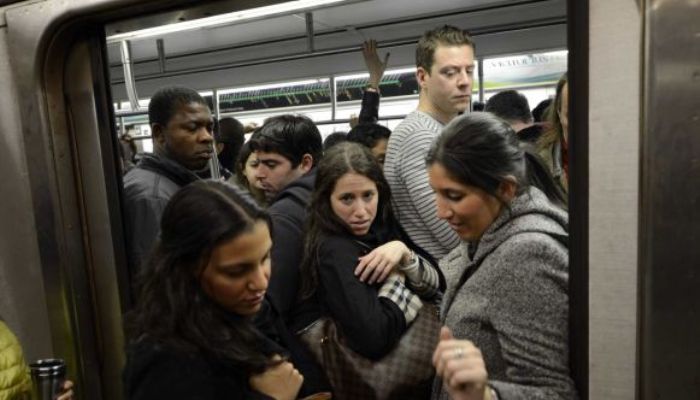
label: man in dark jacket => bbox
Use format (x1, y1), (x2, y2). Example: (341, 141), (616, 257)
(249, 115), (323, 322)
(123, 86), (214, 286)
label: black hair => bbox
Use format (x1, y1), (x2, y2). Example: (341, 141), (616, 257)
(426, 112), (566, 208)
(472, 101), (485, 112)
(532, 98), (553, 123)
(125, 180), (275, 375)
(216, 117), (246, 172)
(346, 123), (391, 150)
(234, 141), (267, 206)
(249, 114), (323, 168)
(323, 132), (348, 151)
(484, 90), (533, 124)
(299, 142), (399, 299)
(148, 85), (208, 127)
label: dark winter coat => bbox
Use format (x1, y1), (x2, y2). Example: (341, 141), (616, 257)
(266, 170), (316, 321)
(122, 153), (201, 281)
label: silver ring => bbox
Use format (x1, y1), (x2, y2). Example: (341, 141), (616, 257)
(453, 347), (464, 359)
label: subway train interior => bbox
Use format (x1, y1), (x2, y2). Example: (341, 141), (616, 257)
(0, 0), (698, 399)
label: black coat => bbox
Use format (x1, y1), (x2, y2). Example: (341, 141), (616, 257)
(266, 170), (316, 321)
(123, 339), (275, 400)
(311, 233), (408, 359)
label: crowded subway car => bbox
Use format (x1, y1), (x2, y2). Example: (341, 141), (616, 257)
(1, 0), (699, 399)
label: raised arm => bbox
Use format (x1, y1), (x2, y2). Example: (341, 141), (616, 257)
(358, 39), (389, 124)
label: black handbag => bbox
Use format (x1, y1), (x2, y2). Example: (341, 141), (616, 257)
(298, 302), (440, 400)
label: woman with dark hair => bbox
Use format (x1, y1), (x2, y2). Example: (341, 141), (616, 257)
(427, 112), (575, 400)
(123, 181), (303, 400)
(234, 140), (267, 206)
(537, 73), (569, 194)
(294, 142), (443, 361)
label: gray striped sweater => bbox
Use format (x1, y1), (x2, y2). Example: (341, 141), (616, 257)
(383, 111), (460, 261)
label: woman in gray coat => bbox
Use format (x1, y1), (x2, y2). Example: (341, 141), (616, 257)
(427, 113), (577, 400)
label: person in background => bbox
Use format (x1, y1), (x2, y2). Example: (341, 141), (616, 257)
(427, 113), (573, 400)
(293, 142), (442, 360)
(322, 132), (347, 151)
(123, 181), (304, 400)
(384, 25), (475, 261)
(471, 100), (485, 112)
(215, 117), (246, 177)
(484, 90), (543, 143)
(346, 123), (391, 167)
(119, 132), (138, 174)
(537, 73), (569, 193)
(249, 115), (323, 322)
(123, 86), (214, 285)
(0, 318), (74, 400)
(531, 98), (552, 123)
(234, 140), (267, 206)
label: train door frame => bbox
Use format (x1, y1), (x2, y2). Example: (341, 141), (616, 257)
(3, 0), (595, 398)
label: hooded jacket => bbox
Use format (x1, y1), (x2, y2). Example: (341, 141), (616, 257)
(0, 321), (31, 400)
(123, 153), (202, 283)
(266, 170), (316, 321)
(434, 187), (576, 400)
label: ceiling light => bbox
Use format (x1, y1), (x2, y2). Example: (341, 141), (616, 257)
(218, 78), (329, 95)
(335, 67), (417, 82)
(107, 0), (355, 43)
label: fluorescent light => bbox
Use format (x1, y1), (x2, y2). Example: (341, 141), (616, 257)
(335, 72), (369, 82)
(385, 67), (418, 75)
(107, 0), (352, 43)
(335, 67), (416, 82)
(218, 78), (329, 95)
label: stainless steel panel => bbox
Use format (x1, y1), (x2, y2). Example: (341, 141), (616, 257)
(588, 0), (641, 398)
(3, 1), (200, 398)
(63, 37), (128, 400)
(639, 0), (700, 397)
(0, 22), (53, 363)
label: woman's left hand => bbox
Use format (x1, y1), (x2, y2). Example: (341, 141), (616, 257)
(355, 241), (409, 284)
(433, 327), (490, 400)
(56, 380), (74, 400)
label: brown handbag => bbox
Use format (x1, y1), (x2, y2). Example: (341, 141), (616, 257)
(298, 303), (441, 400)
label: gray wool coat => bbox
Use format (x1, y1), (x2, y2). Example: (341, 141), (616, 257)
(433, 187), (577, 400)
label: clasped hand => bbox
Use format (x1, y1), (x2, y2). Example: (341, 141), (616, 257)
(354, 240), (410, 284)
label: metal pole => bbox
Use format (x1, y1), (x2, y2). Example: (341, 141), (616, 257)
(119, 40), (140, 111)
(305, 12), (314, 52)
(330, 76), (337, 121)
(478, 58), (485, 104)
(209, 88), (221, 180)
(213, 89), (220, 120)
(156, 38), (166, 74)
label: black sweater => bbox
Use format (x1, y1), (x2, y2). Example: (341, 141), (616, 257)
(123, 339), (275, 400)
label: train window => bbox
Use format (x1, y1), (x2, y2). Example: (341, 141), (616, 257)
(481, 50), (568, 107)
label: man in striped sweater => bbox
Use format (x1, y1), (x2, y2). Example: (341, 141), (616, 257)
(384, 25), (475, 261)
